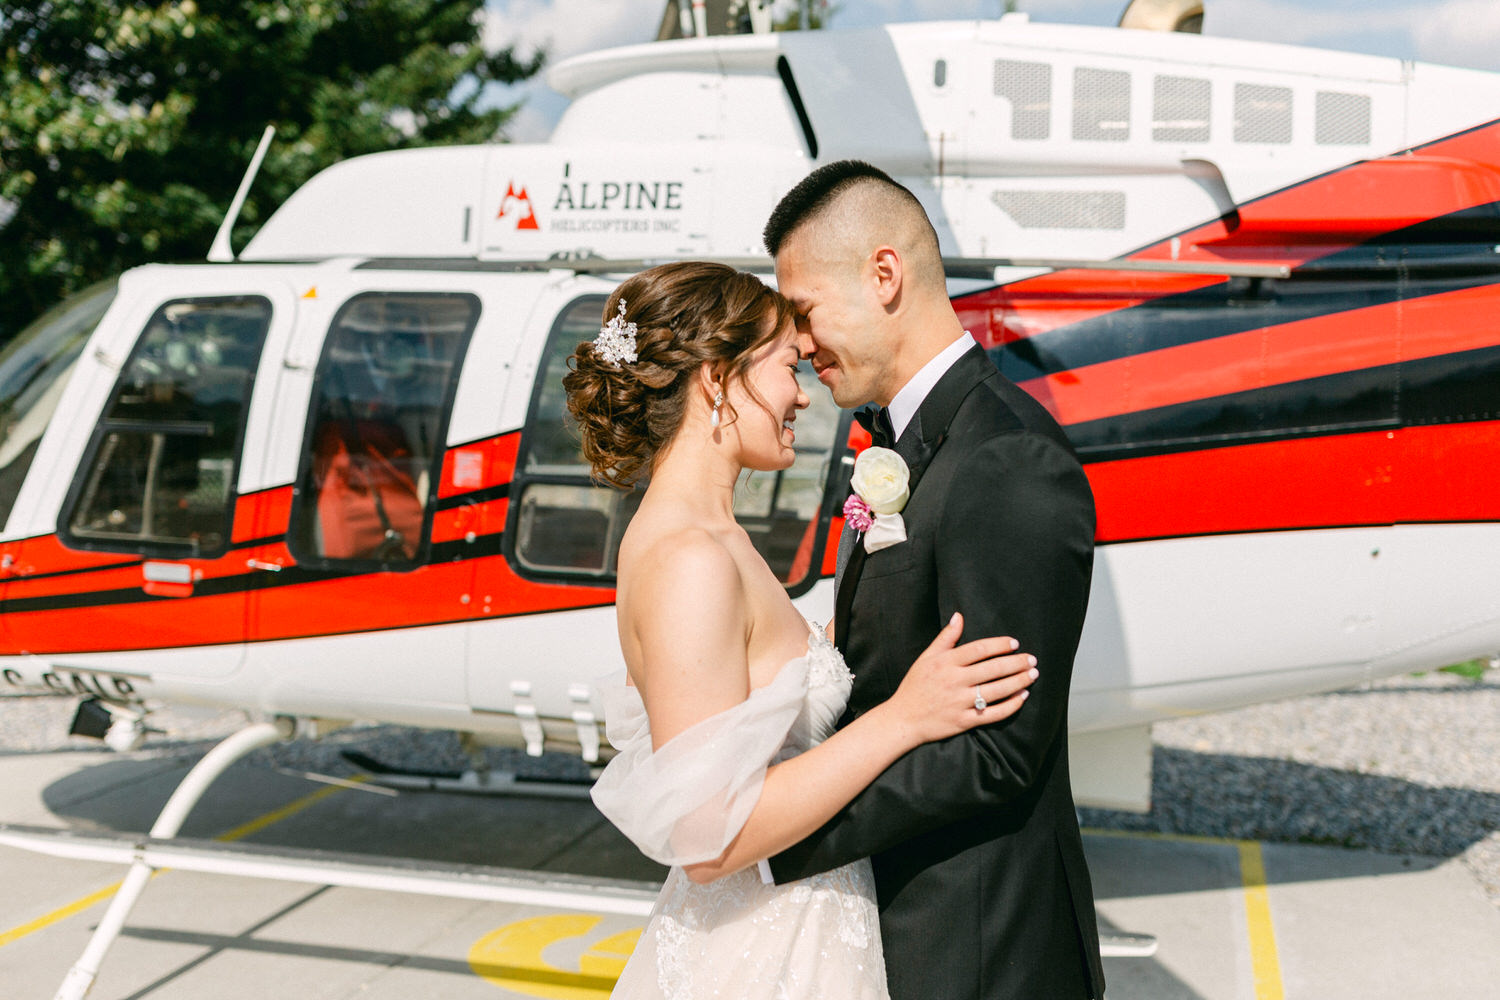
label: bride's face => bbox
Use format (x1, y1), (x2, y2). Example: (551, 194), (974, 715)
(726, 318), (809, 472)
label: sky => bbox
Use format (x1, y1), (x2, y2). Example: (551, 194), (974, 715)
(478, 0), (1500, 141)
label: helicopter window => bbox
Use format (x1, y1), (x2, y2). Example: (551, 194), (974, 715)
(993, 59), (1051, 140)
(1234, 83), (1293, 144)
(1073, 67), (1131, 142)
(288, 292), (478, 569)
(60, 295), (271, 557)
(0, 278), (118, 531)
(510, 296), (843, 595)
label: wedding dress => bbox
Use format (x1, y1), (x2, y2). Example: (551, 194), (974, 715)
(591, 620), (889, 999)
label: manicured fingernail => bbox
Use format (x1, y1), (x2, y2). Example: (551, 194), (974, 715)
(950, 612), (961, 627)
(1028, 667), (1039, 680)
(1009, 638), (1019, 651)
(1020, 690), (1029, 699)
(1027, 654), (1037, 667)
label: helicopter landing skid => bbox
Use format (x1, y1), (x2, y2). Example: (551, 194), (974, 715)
(339, 749), (596, 799)
(35, 718), (295, 1000)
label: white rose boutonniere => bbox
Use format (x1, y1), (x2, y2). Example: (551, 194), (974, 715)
(844, 446), (909, 553)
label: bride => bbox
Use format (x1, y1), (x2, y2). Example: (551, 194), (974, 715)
(564, 262), (1038, 999)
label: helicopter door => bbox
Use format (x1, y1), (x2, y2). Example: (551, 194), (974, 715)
(243, 286), (480, 710)
(464, 289), (848, 751)
(9, 288), (282, 679)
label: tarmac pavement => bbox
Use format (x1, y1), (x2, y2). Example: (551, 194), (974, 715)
(1, 747), (1497, 1000)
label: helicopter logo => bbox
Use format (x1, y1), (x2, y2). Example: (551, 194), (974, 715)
(497, 180), (541, 231)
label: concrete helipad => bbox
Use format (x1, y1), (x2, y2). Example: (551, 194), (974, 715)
(1, 746), (1497, 999)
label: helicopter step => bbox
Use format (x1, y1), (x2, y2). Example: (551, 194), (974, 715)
(339, 749), (597, 799)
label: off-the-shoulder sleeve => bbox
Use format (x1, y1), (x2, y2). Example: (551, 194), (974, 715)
(589, 659), (809, 866)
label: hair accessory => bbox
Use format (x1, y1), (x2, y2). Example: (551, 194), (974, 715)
(593, 299), (639, 368)
(710, 387), (724, 429)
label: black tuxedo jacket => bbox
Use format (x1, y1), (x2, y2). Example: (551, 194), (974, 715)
(770, 345), (1106, 1000)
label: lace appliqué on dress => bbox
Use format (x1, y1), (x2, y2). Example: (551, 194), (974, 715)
(804, 621), (855, 690)
(599, 620), (887, 999)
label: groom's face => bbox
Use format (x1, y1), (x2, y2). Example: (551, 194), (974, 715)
(775, 233), (887, 409)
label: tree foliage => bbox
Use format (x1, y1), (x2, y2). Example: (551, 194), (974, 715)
(0, 0), (542, 340)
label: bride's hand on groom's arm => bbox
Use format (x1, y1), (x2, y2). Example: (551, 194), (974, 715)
(880, 611), (1038, 748)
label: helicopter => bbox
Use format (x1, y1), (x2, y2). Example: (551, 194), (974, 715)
(3, 1), (1500, 993)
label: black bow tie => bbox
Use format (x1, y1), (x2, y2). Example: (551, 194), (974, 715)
(854, 406), (895, 449)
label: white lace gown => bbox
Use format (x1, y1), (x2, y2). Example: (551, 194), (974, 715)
(591, 621), (889, 999)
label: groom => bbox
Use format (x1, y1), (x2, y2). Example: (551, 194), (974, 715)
(764, 161), (1106, 1000)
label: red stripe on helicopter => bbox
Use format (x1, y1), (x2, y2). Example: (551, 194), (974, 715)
(1087, 420), (1500, 543)
(232, 487), (294, 543)
(241, 555), (611, 645)
(5, 487), (298, 602)
(0, 541), (615, 653)
(438, 433), (519, 498)
(1018, 282), (1500, 427)
(966, 118), (1500, 342)
(431, 498), (509, 544)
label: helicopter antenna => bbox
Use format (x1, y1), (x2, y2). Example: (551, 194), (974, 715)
(208, 125), (276, 263)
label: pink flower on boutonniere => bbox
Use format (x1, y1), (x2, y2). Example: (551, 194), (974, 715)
(843, 493), (875, 533)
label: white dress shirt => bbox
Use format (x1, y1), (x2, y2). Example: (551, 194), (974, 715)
(886, 332), (977, 441)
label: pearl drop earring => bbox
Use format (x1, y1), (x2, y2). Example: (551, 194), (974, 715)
(710, 387), (724, 429)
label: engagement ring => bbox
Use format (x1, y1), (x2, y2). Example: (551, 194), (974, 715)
(974, 690), (987, 712)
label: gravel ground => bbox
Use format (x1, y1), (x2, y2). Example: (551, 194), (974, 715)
(1080, 667), (1500, 909)
(3, 668), (1497, 907)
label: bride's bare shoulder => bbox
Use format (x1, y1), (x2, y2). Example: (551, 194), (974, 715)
(622, 521), (741, 610)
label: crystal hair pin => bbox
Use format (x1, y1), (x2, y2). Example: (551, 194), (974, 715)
(593, 299), (639, 368)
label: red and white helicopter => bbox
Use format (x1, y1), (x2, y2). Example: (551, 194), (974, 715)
(4, 0), (1500, 991)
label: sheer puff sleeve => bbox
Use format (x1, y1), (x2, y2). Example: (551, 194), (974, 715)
(589, 658), (810, 866)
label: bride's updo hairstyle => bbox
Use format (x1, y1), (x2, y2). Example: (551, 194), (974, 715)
(563, 262), (794, 487)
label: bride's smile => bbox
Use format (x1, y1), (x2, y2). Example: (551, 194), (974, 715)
(725, 320), (809, 472)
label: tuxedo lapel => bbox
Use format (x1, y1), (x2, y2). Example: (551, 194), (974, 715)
(892, 344), (993, 499)
(834, 533), (866, 652)
(833, 345), (995, 653)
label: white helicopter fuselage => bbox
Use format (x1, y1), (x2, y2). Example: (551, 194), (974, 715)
(5, 15), (1500, 810)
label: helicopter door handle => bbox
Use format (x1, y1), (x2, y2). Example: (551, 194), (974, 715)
(246, 559), (284, 572)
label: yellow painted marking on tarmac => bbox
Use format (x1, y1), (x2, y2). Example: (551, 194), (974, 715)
(1085, 828), (1286, 999)
(0, 774), (357, 949)
(0, 881), (123, 948)
(469, 914), (641, 998)
(1237, 840), (1286, 1000)
(211, 776), (362, 843)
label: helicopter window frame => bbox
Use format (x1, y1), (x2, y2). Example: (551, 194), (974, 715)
(58, 293), (274, 560)
(0, 277), (119, 532)
(505, 294), (848, 597)
(285, 290), (481, 574)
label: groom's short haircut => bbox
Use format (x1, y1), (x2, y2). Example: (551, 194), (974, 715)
(763, 160), (944, 291)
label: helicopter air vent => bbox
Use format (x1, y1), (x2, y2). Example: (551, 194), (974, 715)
(991, 190), (1126, 230)
(1073, 68), (1132, 143)
(1152, 75), (1211, 142)
(1234, 83), (1293, 144)
(993, 60), (1052, 141)
(1315, 91), (1373, 145)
